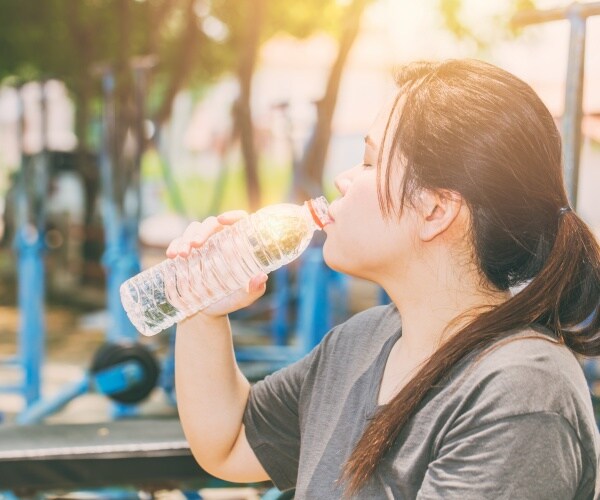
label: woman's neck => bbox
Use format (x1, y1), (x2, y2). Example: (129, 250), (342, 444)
(382, 260), (509, 359)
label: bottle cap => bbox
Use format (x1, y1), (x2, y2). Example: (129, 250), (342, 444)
(306, 196), (332, 229)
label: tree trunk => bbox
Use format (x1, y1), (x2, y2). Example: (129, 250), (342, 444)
(66, 0), (93, 151)
(65, 0), (100, 277)
(153, 0), (201, 127)
(294, 0), (369, 202)
(233, 0), (266, 211)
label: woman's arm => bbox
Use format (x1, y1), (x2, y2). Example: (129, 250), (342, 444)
(169, 213), (270, 482)
(175, 311), (270, 482)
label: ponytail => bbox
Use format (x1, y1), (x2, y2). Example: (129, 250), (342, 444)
(549, 211), (600, 353)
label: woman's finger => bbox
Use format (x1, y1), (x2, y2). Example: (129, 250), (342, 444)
(247, 273), (268, 293)
(166, 211), (245, 260)
(185, 217), (223, 249)
(217, 210), (248, 225)
(166, 238), (181, 258)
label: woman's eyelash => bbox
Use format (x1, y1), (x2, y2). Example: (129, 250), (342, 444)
(362, 163), (374, 168)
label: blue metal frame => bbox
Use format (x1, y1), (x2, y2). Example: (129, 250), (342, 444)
(3, 68), (149, 424)
(0, 84), (48, 413)
(15, 226), (45, 406)
(98, 70), (141, 344)
(234, 247), (349, 370)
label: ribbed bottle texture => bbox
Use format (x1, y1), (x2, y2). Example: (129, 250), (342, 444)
(120, 197), (331, 336)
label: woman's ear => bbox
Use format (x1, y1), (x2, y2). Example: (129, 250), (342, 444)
(417, 190), (463, 242)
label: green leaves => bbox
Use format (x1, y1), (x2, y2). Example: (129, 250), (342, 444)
(438, 0), (537, 50)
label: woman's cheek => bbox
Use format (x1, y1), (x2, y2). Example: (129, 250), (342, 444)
(322, 234), (349, 272)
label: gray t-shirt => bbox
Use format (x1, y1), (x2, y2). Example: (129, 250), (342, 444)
(243, 304), (600, 499)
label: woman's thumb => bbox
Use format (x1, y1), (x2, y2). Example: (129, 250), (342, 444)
(248, 273), (268, 295)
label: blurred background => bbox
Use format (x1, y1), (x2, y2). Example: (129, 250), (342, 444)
(0, 0), (598, 496)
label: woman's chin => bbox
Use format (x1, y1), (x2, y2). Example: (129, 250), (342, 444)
(322, 250), (356, 277)
(322, 245), (342, 273)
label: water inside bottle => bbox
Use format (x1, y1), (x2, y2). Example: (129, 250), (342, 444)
(251, 206), (313, 267)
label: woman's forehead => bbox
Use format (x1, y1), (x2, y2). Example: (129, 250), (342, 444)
(367, 92), (405, 149)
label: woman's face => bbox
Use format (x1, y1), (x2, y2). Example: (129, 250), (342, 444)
(323, 96), (419, 282)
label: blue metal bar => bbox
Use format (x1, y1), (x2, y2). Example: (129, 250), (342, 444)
(160, 327), (177, 406)
(0, 356), (20, 365)
(11, 83), (49, 409)
(94, 361), (144, 396)
(16, 229), (45, 407)
(235, 345), (303, 363)
(0, 385), (24, 394)
(98, 71), (120, 247)
(16, 376), (90, 425)
(0, 491), (19, 499)
(296, 248), (330, 355)
(98, 69), (140, 342)
(562, 7), (586, 207)
(271, 266), (291, 346)
(103, 235), (140, 342)
(512, 2), (600, 26)
(378, 287), (391, 305)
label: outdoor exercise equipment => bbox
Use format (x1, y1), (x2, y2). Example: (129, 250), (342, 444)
(0, 419), (211, 497)
(12, 61), (165, 424)
(97, 64), (141, 345)
(0, 82), (49, 412)
(90, 342), (160, 405)
(513, 1), (600, 207)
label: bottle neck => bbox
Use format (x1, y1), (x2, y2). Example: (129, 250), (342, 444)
(305, 196), (331, 229)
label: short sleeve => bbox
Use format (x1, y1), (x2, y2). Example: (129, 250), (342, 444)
(242, 339), (325, 491)
(417, 412), (590, 499)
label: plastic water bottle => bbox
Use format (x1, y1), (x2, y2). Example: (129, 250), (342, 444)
(120, 196), (331, 336)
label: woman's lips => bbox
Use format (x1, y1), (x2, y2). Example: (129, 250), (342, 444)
(327, 201), (338, 222)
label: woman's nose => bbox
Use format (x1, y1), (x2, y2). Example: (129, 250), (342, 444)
(334, 165), (359, 195)
(334, 176), (351, 195)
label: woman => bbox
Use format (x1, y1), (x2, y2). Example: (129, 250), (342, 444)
(171, 59), (600, 499)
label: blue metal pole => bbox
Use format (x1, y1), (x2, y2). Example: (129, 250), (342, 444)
(102, 229), (140, 342)
(98, 70), (140, 342)
(160, 327), (177, 406)
(296, 248), (330, 355)
(562, 4), (586, 208)
(13, 82), (49, 409)
(16, 228), (45, 407)
(16, 376), (90, 425)
(272, 267), (290, 346)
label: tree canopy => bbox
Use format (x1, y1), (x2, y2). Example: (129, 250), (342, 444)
(0, 0), (541, 209)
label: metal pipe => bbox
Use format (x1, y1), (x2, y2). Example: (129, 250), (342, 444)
(511, 2), (600, 207)
(563, 12), (586, 207)
(512, 1), (600, 27)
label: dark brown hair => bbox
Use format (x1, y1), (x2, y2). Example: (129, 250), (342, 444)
(341, 59), (600, 495)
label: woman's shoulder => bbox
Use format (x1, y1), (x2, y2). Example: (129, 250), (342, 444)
(471, 328), (587, 396)
(451, 328), (598, 456)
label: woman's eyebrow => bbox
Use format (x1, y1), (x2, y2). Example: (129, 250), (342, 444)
(364, 135), (378, 148)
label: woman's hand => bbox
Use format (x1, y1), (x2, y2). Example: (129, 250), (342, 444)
(165, 210), (268, 319)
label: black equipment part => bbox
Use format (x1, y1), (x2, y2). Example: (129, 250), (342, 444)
(0, 419), (211, 492)
(90, 342), (160, 404)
